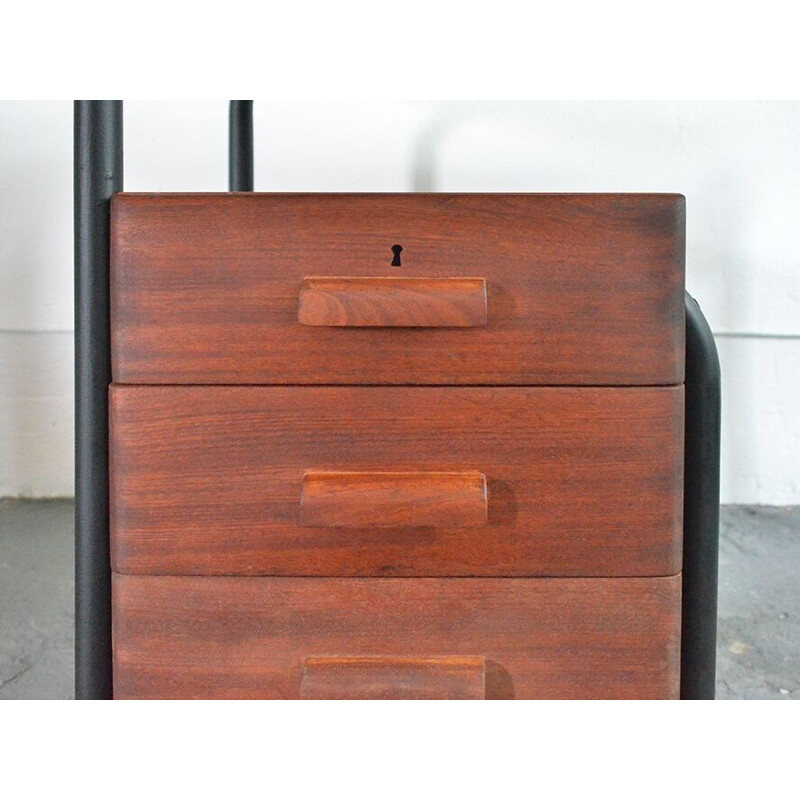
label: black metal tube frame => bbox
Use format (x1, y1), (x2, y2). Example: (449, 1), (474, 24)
(74, 100), (720, 699)
(74, 100), (123, 699)
(229, 101), (254, 191)
(681, 294), (721, 698)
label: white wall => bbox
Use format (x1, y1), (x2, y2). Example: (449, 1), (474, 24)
(1, 101), (798, 502)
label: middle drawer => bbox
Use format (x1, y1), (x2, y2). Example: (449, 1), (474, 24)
(110, 385), (683, 577)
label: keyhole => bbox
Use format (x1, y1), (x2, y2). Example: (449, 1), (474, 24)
(391, 244), (403, 267)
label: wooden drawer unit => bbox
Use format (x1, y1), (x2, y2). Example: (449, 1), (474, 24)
(110, 385), (683, 577)
(110, 193), (685, 386)
(112, 574), (682, 700)
(106, 190), (691, 699)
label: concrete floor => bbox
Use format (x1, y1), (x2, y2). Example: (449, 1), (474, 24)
(1, 499), (797, 700)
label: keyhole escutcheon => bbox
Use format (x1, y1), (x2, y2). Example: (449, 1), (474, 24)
(391, 244), (403, 267)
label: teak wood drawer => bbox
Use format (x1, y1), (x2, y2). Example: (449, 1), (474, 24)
(112, 575), (681, 700)
(109, 192), (686, 700)
(110, 193), (684, 386)
(110, 385), (683, 577)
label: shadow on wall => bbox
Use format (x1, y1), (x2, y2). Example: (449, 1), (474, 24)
(703, 168), (753, 505)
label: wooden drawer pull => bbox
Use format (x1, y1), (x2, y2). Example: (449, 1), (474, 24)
(301, 656), (487, 699)
(300, 470), (488, 528)
(298, 276), (487, 327)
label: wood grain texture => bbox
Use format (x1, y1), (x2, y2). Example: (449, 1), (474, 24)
(298, 277), (487, 327)
(110, 193), (685, 385)
(112, 574), (682, 699)
(300, 471), (488, 528)
(300, 656), (487, 700)
(110, 385), (683, 577)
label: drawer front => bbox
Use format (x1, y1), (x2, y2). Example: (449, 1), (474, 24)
(112, 574), (682, 699)
(111, 193), (685, 386)
(110, 385), (683, 577)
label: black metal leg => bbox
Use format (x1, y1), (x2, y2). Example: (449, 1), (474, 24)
(680, 292), (721, 699)
(229, 101), (254, 191)
(74, 100), (123, 700)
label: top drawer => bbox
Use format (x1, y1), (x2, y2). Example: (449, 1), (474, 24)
(111, 193), (685, 385)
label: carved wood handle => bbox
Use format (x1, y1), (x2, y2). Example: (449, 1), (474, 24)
(298, 276), (487, 327)
(301, 656), (487, 699)
(300, 470), (488, 528)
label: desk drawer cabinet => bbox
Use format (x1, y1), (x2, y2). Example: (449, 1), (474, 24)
(109, 192), (686, 699)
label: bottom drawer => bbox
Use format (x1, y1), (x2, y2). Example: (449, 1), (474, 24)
(112, 574), (681, 699)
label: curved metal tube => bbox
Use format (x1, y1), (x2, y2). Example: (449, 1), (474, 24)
(681, 292), (721, 699)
